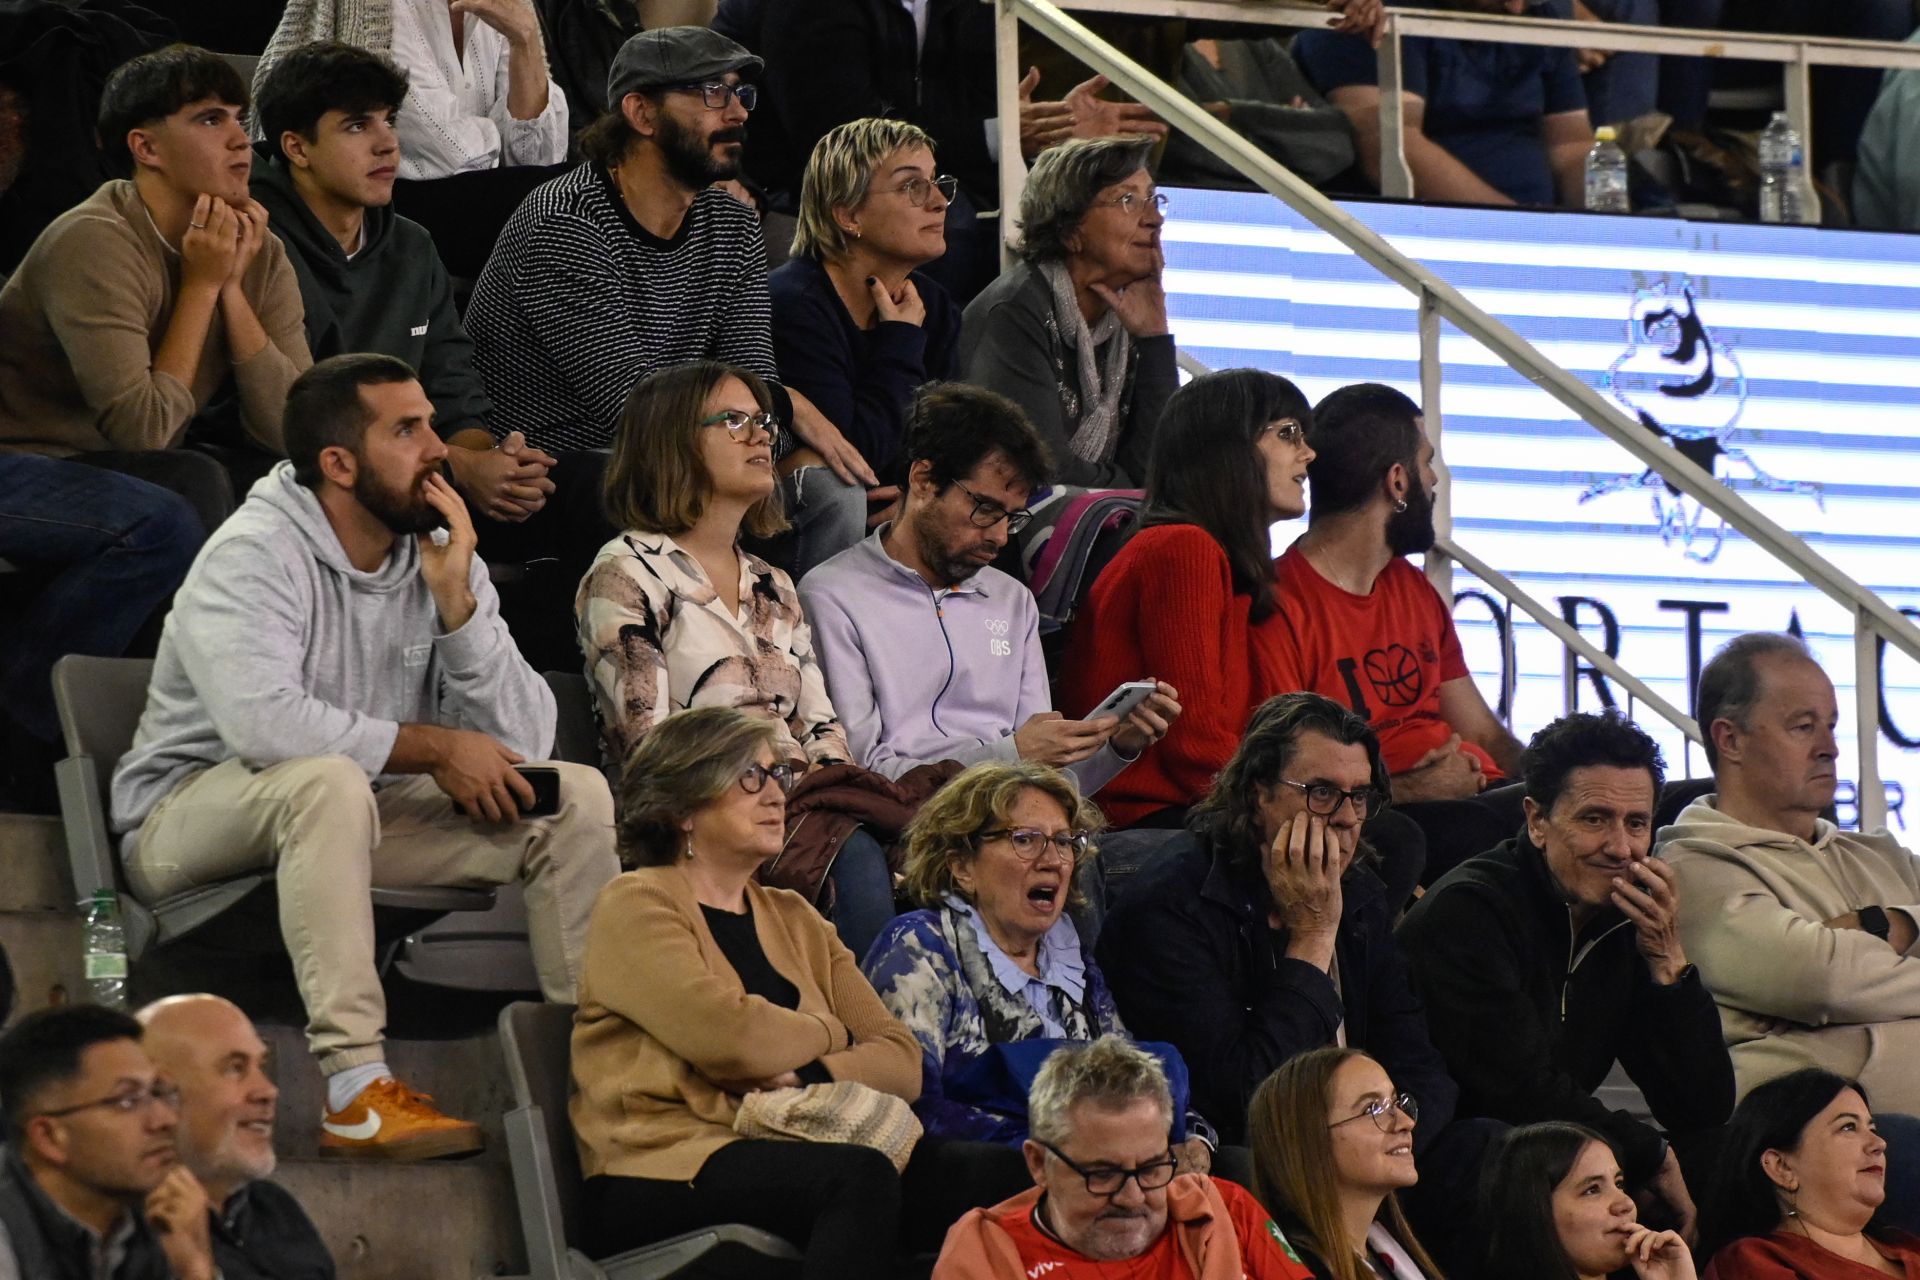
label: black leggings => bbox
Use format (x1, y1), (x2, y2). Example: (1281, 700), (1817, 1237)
(584, 1136), (1031, 1280)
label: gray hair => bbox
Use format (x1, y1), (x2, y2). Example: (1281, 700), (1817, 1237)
(1028, 1036), (1173, 1146)
(1015, 136), (1155, 265)
(1697, 632), (1816, 769)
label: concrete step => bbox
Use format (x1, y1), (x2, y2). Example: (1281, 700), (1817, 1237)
(0, 811), (76, 911)
(272, 1156), (524, 1280)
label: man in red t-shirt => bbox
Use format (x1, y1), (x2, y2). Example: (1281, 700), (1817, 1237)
(933, 1037), (1311, 1280)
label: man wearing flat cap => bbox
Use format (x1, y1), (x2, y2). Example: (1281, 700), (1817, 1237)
(466, 26), (876, 584)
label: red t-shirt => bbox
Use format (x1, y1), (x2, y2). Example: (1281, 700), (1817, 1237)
(991, 1179), (1312, 1280)
(1703, 1231), (1920, 1280)
(1269, 545), (1497, 779)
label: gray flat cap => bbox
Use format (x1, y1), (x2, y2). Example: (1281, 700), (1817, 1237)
(606, 27), (764, 105)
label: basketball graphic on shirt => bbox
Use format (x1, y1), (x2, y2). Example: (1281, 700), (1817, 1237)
(1363, 645), (1423, 707)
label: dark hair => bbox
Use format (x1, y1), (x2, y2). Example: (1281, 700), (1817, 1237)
(254, 43), (408, 159)
(904, 382), (1053, 493)
(0, 1005), (145, 1142)
(578, 104), (642, 168)
(283, 353), (420, 488)
(602, 360), (786, 538)
(1521, 712), (1666, 817)
(1306, 383), (1422, 521)
(98, 44), (249, 172)
(1144, 368), (1310, 624)
(1477, 1122), (1615, 1280)
(1696, 632), (1815, 769)
(1191, 692), (1390, 871)
(1696, 1069), (1876, 1263)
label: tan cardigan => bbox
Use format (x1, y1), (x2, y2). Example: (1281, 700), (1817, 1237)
(0, 180), (310, 458)
(570, 864), (922, 1181)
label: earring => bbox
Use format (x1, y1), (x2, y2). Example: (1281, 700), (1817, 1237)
(1392, 499), (1409, 514)
(1784, 1184), (1800, 1218)
(683, 830), (695, 861)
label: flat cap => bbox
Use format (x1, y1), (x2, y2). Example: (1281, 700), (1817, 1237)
(606, 26), (764, 105)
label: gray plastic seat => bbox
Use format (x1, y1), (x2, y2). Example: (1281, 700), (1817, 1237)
(542, 671), (601, 768)
(497, 1002), (801, 1280)
(51, 654), (494, 958)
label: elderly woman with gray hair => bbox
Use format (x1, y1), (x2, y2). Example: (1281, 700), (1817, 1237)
(957, 137), (1176, 489)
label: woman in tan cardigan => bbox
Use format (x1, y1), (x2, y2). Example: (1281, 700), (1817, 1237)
(570, 705), (923, 1277)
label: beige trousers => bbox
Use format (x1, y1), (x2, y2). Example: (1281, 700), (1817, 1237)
(125, 755), (619, 1074)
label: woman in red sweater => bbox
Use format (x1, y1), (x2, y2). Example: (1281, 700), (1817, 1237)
(1060, 368), (1313, 829)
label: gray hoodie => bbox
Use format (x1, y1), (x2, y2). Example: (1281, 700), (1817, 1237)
(112, 463), (555, 833)
(1660, 795), (1920, 1110)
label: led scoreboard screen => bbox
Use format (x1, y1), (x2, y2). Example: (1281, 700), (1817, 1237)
(1159, 190), (1920, 830)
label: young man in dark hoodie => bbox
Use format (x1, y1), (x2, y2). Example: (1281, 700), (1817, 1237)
(249, 43), (555, 528)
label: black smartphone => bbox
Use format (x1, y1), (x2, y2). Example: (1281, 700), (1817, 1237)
(515, 765), (561, 817)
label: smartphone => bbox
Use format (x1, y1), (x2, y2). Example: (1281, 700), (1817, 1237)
(1088, 680), (1157, 723)
(515, 766), (562, 817)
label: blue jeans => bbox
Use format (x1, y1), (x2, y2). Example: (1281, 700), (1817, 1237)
(825, 828), (897, 962)
(0, 454), (202, 743)
(781, 466), (869, 581)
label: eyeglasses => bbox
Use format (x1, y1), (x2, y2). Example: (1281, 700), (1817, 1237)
(950, 479), (1034, 535)
(1039, 1141), (1178, 1197)
(738, 762), (798, 795)
(1279, 778), (1382, 818)
(886, 174), (959, 209)
(1330, 1092), (1420, 1132)
(979, 827), (1092, 863)
(677, 80), (758, 111)
(1097, 190), (1169, 218)
(37, 1082), (182, 1120)
(700, 409), (779, 443)
(1257, 420), (1308, 446)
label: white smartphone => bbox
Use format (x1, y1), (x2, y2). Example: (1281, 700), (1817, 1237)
(1088, 680), (1157, 722)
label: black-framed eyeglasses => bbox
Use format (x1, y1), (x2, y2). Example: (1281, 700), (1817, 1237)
(700, 409), (779, 443)
(677, 80), (758, 111)
(950, 479), (1033, 535)
(1257, 419), (1308, 446)
(886, 174), (959, 209)
(738, 762), (798, 795)
(37, 1082), (181, 1120)
(1330, 1092), (1419, 1132)
(1039, 1141), (1178, 1197)
(1279, 778), (1382, 818)
(978, 827), (1091, 863)
(1097, 190), (1169, 218)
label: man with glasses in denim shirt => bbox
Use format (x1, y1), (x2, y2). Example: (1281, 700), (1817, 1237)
(934, 1036), (1311, 1279)
(800, 382), (1179, 795)
(0, 1005), (217, 1280)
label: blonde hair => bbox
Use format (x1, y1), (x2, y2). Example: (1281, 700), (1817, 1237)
(1029, 1035), (1173, 1147)
(616, 707), (784, 868)
(791, 117), (938, 260)
(1248, 1048), (1444, 1280)
(602, 361), (788, 539)
(897, 761), (1103, 907)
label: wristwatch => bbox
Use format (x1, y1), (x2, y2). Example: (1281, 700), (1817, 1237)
(1860, 905), (1893, 941)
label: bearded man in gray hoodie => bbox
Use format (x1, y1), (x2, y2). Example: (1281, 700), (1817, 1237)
(111, 353), (619, 1161)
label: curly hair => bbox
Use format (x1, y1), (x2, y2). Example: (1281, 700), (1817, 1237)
(1521, 711), (1666, 817)
(898, 760), (1103, 907)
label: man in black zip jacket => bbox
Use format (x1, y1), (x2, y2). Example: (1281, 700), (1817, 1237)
(1397, 710), (1733, 1237)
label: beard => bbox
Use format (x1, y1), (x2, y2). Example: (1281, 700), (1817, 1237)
(656, 111), (745, 188)
(1385, 471), (1436, 555)
(354, 463), (438, 536)
(910, 505), (998, 587)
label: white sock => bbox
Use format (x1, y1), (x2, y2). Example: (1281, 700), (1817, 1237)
(326, 1061), (392, 1113)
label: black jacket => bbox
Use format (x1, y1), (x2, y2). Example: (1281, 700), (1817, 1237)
(1095, 830), (1458, 1148)
(0, 1145), (170, 1280)
(211, 1180), (335, 1280)
(249, 147), (493, 436)
(1396, 833), (1735, 1183)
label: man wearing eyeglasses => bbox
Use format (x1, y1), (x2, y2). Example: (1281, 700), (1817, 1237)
(800, 382), (1179, 793)
(1399, 711), (1732, 1241)
(0, 1005), (217, 1280)
(935, 1036), (1310, 1280)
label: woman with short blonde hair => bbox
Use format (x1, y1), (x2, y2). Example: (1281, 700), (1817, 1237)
(770, 117), (963, 483)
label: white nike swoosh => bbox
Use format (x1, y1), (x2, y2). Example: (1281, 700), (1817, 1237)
(322, 1112), (382, 1141)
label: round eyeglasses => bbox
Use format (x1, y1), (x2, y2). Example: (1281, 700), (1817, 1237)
(1098, 190), (1169, 218)
(738, 762), (798, 795)
(1279, 778), (1382, 818)
(700, 409), (779, 442)
(978, 827), (1092, 863)
(950, 479), (1034, 536)
(887, 174), (959, 209)
(678, 80), (758, 111)
(1038, 1141), (1179, 1197)
(1330, 1092), (1419, 1132)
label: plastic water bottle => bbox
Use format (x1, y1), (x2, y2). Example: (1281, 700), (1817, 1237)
(82, 888), (129, 1010)
(1584, 126), (1630, 214)
(1758, 111), (1814, 225)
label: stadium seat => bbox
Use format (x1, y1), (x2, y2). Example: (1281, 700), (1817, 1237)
(50, 654), (496, 958)
(542, 671), (600, 768)
(496, 1001), (802, 1280)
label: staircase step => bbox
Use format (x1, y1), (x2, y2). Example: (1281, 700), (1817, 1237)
(270, 1156), (524, 1279)
(0, 909), (84, 1020)
(0, 812), (76, 912)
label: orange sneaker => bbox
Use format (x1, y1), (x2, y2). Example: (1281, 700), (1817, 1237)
(318, 1077), (484, 1161)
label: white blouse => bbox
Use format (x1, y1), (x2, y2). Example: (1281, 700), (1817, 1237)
(390, 0), (569, 179)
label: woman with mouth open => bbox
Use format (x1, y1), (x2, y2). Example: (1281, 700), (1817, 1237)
(1249, 1046), (1449, 1280)
(1696, 1069), (1920, 1279)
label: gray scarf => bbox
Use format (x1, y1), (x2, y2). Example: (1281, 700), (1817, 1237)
(1039, 260), (1131, 468)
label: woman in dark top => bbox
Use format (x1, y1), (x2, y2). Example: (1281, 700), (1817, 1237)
(769, 118), (962, 485)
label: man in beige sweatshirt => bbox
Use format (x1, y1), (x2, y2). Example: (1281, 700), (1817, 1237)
(1661, 631), (1920, 1112)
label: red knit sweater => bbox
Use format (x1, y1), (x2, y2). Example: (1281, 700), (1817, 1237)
(1059, 523), (1295, 828)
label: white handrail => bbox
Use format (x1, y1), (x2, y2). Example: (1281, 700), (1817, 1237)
(1000, 0), (1918, 826)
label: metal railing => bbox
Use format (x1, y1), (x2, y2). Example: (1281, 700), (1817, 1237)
(997, 0), (1920, 826)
